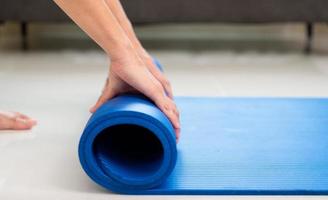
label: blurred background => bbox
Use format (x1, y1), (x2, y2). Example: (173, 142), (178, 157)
(2, 0), (328, 98)
(1, 0), (328, 52)
(1, 0), (328, 98)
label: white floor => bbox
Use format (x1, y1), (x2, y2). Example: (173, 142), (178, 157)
(1, 23), (328, 199)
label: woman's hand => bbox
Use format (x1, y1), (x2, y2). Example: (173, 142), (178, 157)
(90, 52), (180, 141)
(53, 0), (180, 141)
(137, 50), (174, 100)
(0, 111), (37, 130)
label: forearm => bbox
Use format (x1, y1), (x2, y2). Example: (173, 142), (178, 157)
(104, 0), (146, 54)
(53, 0), (133, 58)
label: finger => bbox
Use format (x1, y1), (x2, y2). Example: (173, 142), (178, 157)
(155, 97), (180, 137)
(168, 100), (180, 140)
(163, 105), (180, 138)
(125, 71), (180, 134)
(16, 113), (37, 125)
(90, 93), (111, 113)
(16, 112), (29, 119)
(114, 66), (180, 135)
(147, 64), (174, 99)
(141, 78), (180, 136)
(116, 65), (165, 103)
(171, 102), (180, 119)
(90, 89), (115, 113)
(12, 117), (35, 130)
(160, 77), (174, 99)
(175, 127), (181, 143)
(166, 98), (180, 121)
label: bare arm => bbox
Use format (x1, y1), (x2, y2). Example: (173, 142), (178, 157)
(104, 0), (174, 99)
(104, 0), (145, 55)
(54, 0), (130, 57)
(53, 0), (180, 139)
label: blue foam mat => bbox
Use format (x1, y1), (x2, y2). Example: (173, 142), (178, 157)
(79, 96), (328, 195)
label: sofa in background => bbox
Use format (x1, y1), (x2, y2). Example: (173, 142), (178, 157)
(1, 0), (328, 52)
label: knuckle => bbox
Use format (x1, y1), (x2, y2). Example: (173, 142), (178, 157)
(162, 78), (171, 87)
(161, 102), (170, 111)
(151, 82), (164, 96)
(98, 95), (107, 104)
(175, 109), (180, 117)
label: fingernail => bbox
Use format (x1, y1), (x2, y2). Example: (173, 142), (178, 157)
(31, 119), (37, 126)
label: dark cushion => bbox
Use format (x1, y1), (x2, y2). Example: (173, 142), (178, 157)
(1, 0), (328, 23)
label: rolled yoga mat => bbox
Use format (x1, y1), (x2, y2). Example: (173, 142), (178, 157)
(79, 94), (177, 193)
(78, 66), (328, 195)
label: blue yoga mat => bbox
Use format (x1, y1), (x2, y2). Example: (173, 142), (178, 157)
(79, 95), (328, 195)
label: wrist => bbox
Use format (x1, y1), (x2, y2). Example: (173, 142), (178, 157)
(134, 46), (151, 59)
(107, 40), (135, 61)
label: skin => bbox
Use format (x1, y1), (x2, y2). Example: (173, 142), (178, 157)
(0, 0), (180, 141)
(0, 111), (37, 130)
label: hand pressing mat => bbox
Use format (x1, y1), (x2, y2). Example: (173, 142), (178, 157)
(79, 96), (328, 195)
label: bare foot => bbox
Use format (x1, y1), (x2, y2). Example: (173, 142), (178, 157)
(0, 111), (37, 130)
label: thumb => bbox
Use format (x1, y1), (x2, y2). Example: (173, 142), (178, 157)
(90, 88), (116, 113)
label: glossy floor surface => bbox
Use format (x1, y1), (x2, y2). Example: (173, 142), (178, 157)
(1, 23), (328, 199)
